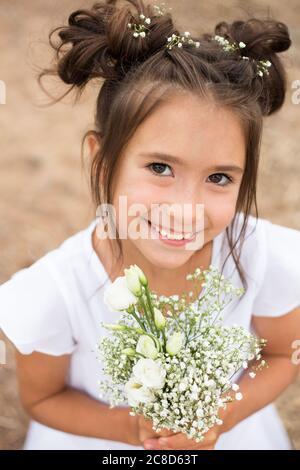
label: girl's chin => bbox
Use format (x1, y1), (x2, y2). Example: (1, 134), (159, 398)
(132, 240), (194, 266)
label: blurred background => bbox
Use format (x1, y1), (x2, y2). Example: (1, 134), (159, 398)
(0, 0), (299, 450)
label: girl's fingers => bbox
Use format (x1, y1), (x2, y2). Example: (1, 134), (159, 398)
(144, 431), (217, 450)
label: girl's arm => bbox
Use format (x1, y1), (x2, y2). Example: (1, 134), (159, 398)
(14, 350), (141, 445)
(143, 306), (300, 450)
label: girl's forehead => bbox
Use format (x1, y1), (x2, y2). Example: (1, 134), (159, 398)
(134, 94), (244, 139)
(127, 99), (246, 164)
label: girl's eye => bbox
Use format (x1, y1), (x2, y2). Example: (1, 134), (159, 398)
(146, 162), (173, 177)
(207, 173), (233, 186)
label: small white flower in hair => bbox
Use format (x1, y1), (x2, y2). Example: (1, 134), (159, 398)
(127, 12), (151, 38)
(166, 31), (201, 50)
(256, 59), (272, 77)
(213, 34), (272, 78)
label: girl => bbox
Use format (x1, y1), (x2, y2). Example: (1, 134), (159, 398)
(1, 0), (300, 451)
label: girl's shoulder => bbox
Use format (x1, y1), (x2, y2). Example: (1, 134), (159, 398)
(0, 218), (100, 355)
(234, 212), (300, 317)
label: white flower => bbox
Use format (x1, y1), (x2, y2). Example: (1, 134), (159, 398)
(103, 276), (138, 312)
(232, 383), (239, 391)
(133, 358), (166, 389)
(154, 308), (166, 330)
(196, 407), (204, 418)
(166, 332), (184, 356)
(178, 380), (188, 392)
(235, 392), (243, 401)
(133, 264), (148, 286)
(136, 335), (159, 359)
(125, 377), (155, 407)
(205, 379), (216, 389)
(249, 372), (256, 379)
(124, 265), (143, 296)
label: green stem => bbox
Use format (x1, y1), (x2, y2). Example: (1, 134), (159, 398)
(139, 295), (155, 333)
(129, 308), (146, 331)
(161, 329), (167, 352)
(144, 287), (160, 336)
(145, 332), (162, 353)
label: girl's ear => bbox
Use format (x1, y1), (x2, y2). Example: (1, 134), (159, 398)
(86, 132), (106, 201)
(87, 132), (101, 159)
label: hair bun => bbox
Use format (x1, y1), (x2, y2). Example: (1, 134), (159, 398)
(214, 18), (292, 115)
(40, 0), (175, 92)
(215, 18), (291, 58)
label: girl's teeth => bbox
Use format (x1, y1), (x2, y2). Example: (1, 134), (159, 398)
(174, 233), (184, 240)
(149, 221), (194, 241)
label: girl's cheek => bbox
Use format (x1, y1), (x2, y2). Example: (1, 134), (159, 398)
(205, 197), (237, 228)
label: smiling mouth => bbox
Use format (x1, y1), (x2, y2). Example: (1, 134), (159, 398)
(145, 219), (200, 241)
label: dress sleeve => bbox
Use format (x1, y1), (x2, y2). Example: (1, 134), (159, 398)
(0, 257), (77, 355)
(252, 220), (300, 317)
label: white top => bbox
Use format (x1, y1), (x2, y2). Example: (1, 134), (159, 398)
(0, 212), (299, 450)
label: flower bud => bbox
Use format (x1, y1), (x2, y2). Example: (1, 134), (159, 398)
(154, 308), (166, 330)
(124, 266), (142, 296)
(122, 348), (136, 357)
(136, 335), (159, 359)
(103, 323), (126, 331)
(166, 332), (184, 356)
(133, 264), (148, 287)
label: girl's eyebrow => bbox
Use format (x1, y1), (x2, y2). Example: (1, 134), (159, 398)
(139, 152), (244, 173)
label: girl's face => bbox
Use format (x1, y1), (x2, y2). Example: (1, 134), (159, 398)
(109, 93), (246, 271)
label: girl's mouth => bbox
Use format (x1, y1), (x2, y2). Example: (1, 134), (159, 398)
(146, 219), (198, 246)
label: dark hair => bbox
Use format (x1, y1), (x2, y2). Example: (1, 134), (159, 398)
(38, 0), (292, 294)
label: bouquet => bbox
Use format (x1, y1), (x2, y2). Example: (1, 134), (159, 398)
(98, 264), (266, 442)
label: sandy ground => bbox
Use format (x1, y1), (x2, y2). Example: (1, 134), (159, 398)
(0, 0), (299, 450)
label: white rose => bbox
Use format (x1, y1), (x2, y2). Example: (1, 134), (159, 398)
(125, 377), (155, 407)
(133, 358), (166, 389)
(166, 331), (184, 356)
(136, 335), (159, 359)
(103, 276), (138, 312)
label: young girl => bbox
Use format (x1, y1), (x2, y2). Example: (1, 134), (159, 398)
(1, 0), (300, 451)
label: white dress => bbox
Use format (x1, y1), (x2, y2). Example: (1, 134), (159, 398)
(0, 212), (300, 450)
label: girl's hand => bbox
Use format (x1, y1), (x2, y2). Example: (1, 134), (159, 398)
(129, 413), (176, 446)
(142, 404), (232, 450)
(143, 425), (221, 450)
